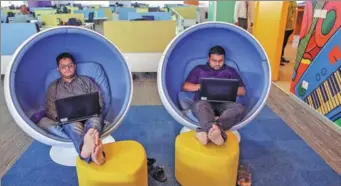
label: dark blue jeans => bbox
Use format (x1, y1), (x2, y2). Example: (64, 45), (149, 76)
(38, 117), (103, 162)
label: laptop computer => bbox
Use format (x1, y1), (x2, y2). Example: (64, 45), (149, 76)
(199, 78), (239, 103)
(55, 92), (100, 124)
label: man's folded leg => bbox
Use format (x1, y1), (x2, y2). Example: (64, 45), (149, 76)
(191, 100), (216, 145)
(84, 116), (103, 135)
(215, 102), (245, 141)
(62, 122), (94, 163)
(37, 117), (68, 138)
(84, 116), (106, 165)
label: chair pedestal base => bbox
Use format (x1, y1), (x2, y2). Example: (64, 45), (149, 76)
(180, 126), (241, 143)
(49, 135), (115, 166)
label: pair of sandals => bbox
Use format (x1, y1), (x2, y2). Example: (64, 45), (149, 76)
(147, 158), (167, 182)
(237, 165), (252, 186)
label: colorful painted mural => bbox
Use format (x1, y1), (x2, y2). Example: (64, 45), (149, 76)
(291, 0), (341, 127)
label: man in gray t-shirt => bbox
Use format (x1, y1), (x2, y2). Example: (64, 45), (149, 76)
(38, 52), (105, 165)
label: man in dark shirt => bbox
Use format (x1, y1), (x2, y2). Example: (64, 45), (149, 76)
(183, 46), (246, 146)
(38, 52), (105, 165)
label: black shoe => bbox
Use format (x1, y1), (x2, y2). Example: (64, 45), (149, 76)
(280, 63), (285, 66)
(148, 165), (167, 182)
(281, 57), (290, 63)
(147, 157), (156, 166)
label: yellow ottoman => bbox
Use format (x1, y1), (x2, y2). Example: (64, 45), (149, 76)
(175, 131), (239, 186)
(76, 140), (148, 186)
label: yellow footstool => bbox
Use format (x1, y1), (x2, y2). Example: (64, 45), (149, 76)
(76, 140), (148, 186)
(175, 131), (239, 186)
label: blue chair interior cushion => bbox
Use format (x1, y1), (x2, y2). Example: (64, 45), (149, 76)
(44, 62), (111, 115)
(183, 109), (199, 125)
(178, 91), (195, 111)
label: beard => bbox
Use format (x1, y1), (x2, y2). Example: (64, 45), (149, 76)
(213, 65), (222, 70)
(62, 73), (75, 79)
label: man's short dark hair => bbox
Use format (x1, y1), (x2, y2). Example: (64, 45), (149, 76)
(208, 46), (225, 57)
(56, 52), (75, 66)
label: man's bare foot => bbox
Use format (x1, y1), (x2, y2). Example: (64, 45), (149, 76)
(208, 125), (225, 146)
(91, 141), (106, 166)
(196, 131), (208, 145)
(93, 130), (99, 146)
(80, 128), (96, 159)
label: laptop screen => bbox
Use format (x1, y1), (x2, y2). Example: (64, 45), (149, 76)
(55, 92), (100, 123)
(206, 83), (235, 97)
(200, 78), (239, 102)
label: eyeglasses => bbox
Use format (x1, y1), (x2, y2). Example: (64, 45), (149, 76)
(59, 63), (74, 70)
